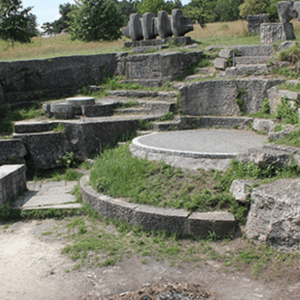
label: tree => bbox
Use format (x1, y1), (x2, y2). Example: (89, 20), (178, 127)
(115, 0), (136, 26)
(266, 0), (283, 22)
(68, 0), (123, 42)
(135, 0), (181, 15)
(239, 0), (269, 18)
(42, 3), (74, 34)
(28, 13), (39, 37)
(183, 0), (216, 27)
(0, 0), (34, 46)
(214, 0), (242, 21)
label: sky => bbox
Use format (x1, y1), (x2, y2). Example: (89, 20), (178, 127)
(22, 0), (191, 27)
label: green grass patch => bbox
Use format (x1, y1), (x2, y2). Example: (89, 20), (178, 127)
(0, 102), (45, 135)
(270, 127), (300, 148)
(89, 145), (300, 223)
(120, 100), (139, 108)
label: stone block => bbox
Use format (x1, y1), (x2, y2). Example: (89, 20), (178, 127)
(132, 205), (189, 234)
(66, 97), (95, 115)
(252, 118), (276, 133)
(81, 104), (114, 117)
(277, 1), (300, 23)
(236, 146), (293, 168)
(261, 23), (295, 44)
(277, 41), (297, 52)
(246, 14), (269, 34)
(171, 9), (193, 37)
(267, 86), (281, 114)
(235, 45), (274, 56)
(225, 64), (268, 77)
(42, 103), (53, 118)
(142, 12), (156, 40)
(0, 139), (27, 165)
(214, 58), (227, 70)
(188, 212), (236, 237)
(235, 56), (270, 65)
(230, 179), (256, 203)
(278, 89), (300, 100)
(247, 178), (300, 251)
(50, 103), (74, 119)
(219, 49), (233, 59)
(0, 164), (26, 205)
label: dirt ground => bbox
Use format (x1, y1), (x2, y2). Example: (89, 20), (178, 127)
(1, 219), (300, 300)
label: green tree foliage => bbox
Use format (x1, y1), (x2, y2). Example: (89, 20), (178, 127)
(135, 0), (182, 15)
(115, 0), (136, 26)
(183, 0), (216, 27)
(0, 0), (35, 46)
(214, 0), (242, 21)
(266, 0), (283, 22)
(68, 0), (123, 42)
(239, 0), (269, 18)
(42, 3), (74, 34)
(28, 13), (39, 37)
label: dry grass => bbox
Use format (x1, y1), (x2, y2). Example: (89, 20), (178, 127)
(0, 35), (124, 61)
(2, 19), (300, 61)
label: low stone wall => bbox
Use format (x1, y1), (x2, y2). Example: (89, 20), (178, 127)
(119, 51), (203, 83)
(11, 118), (151, 170)
(80, 175), (236, 237)
(179, 79), (283, 115)
(0, 53), (119, 108)
(0, 164), (26, 205)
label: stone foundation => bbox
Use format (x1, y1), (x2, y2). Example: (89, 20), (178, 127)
(246, 14), (269, 34)
(0, 164), (26, 205)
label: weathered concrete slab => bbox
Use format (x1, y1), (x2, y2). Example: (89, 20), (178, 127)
(13, 180), (79, 210)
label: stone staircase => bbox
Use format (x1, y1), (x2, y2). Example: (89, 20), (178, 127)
(212, 44), (274, 77)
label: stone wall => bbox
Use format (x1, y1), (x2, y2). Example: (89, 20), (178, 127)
(179, 79), (283, 115)
(9, 117), (155, 170)
(0, 53), (119, 109)
(0, 164), (26, 205)
(246, 14), (269, 34)
(119, 51), (203, 82)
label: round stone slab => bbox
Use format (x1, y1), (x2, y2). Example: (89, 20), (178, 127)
(131, 129), (268, 170)
(134, 129), (267, 156)
(65, 97), (95, 115)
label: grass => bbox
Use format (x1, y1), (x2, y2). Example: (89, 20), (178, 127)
(0, 102), (45, 135)
(4, 19), (300, 62)
(89, 143), (300, 224)
(18, 205), (300, 280)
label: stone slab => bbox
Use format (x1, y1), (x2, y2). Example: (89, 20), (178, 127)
(261, 23), (295, 44)
(0, 139), (27, 165)
(22, 203), (82, 211)
(235, 56), (271, 65)
(188, 212), (236, 237)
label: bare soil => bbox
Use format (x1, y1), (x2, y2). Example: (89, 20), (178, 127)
(1, 219), (300, 300)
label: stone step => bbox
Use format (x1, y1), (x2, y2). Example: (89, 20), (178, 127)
(14, 121), (61, 134)
(115, 107), (151, 114)
(235, 56), (271, 65)
(225, 64), (268, 77)
(235, 45), (274, 57)
(108, 90), (178, 101)
(152, 120), (180, 131)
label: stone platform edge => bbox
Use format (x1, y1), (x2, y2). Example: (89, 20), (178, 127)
(80, 175), (236, 237)
(131, 133), (237, 159)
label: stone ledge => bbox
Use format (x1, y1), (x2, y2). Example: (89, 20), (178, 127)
(80, 175), (236, 237)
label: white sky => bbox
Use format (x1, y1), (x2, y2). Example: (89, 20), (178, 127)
(22, 0), (191, 26)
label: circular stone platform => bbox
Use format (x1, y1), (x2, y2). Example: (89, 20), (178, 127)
(130, 129), (268, 170)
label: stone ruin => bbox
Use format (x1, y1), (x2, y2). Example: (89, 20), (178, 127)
(43, 96), (114, 119)
(121, 9), (193, 47)
(246, 14), (269, 34)
(261, 1), (297, 44)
